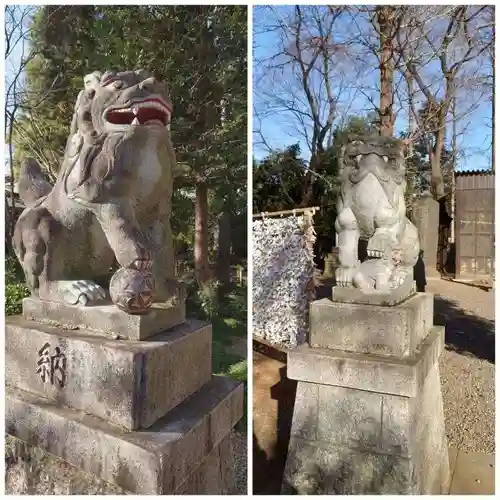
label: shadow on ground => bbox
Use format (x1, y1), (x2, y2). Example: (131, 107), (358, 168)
(253, 349), (296, 495)
(434, 295), (494, 364)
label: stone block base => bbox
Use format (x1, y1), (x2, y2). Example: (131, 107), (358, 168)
(22, 297), (186, 341)
(310, 293), (433, 357)
(332, 275), (416, 306)
(283, 332), (450, 494)
(6, 316), (212, 430)
(6, 433), (237, 495)
(6, 376), (244, 494)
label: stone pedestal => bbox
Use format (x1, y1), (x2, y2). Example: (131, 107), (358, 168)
(6, 298), (244, 494)
(283, 293), (450, 494)
(412, 195), (440, 277)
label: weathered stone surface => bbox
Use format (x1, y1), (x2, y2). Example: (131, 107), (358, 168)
(175, 434), (237, 494)
(317, 385), (382, 449)
(411, 363), (450, 493)
(6, 376), (244, 495)
(310, 292), (433, 356)
(22, 297), (186, 341)
(332, 275), (416, 306)
(285, 285), (449, 495)
(289, 382), (319, 441)
(6, 316), (211, 430)
(284, 365), (449, 493)
(412, 194), (440, 276)
(5, 435), (129, 495)
(381, 393), (413, 456)
(284, 330), (449, 493)
(288, 325), (444, 397)
(283, 437), (413, 494)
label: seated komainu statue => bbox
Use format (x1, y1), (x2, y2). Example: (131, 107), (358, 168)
(13, 69), (183, 314)
(334, 136), (419, 292)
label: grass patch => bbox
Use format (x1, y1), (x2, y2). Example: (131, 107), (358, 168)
(5, 256), (30, 316)
(187, 282), (248, 432)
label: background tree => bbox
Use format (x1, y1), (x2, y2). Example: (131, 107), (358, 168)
(254, 5), (365, 206)
(394, 5), (493, 198)
(4, 5), (63, 245)
(253, 4), (494, 256)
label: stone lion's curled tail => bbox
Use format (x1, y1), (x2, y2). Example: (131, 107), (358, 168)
(17, 158), (53, 208)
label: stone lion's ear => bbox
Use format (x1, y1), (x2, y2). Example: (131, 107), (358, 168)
(83, 72), (101, 92)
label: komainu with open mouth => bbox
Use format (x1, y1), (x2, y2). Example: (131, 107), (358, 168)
(334, 136), (420, 291)
(13, 69), (182, 312)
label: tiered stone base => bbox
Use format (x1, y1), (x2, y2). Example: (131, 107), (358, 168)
(6, 298), (243, 494)
(283, 293), (450, 495)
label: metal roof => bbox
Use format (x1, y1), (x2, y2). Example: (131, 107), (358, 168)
(455, 169), (494, 176)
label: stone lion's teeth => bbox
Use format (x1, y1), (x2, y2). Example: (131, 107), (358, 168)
(132, 117), (140, 125)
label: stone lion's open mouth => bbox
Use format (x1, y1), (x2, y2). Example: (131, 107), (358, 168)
(105, 98), (171, 127)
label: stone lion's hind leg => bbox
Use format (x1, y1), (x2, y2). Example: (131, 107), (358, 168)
(12, 208), (48, 293)
(15, 206), (108, 306)
(400, 218), (420, 268)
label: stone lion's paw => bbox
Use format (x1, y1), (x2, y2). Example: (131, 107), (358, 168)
(367, 232), (394, 258)
(62, 280), (107, 306)
(335, 267), (356, 288)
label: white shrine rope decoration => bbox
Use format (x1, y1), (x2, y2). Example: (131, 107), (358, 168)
(252, 213), (317, 347)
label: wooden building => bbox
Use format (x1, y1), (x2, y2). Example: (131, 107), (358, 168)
(454, 170), (495, 283)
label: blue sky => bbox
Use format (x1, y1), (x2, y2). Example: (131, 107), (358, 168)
(252, 6), (493, 171)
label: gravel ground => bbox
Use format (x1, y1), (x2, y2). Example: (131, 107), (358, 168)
(232, 429), (248, 494)
(427, 279), (495, 454)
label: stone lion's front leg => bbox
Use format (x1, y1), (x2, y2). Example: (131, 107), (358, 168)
(366, 230), (396, 259)
(367, 205), (403, 259)
(93, 199), (153, 270)
(335, 205), (360, 287)
(144, 214), (186, 305)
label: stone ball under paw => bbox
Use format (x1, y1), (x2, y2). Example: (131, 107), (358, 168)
(109, 267), (155, 314)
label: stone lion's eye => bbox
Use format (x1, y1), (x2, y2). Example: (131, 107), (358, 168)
(113, 80), (124, 90)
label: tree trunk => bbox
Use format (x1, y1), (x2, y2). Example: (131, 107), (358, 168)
(406, 72), (415, 156)
(194, 181), (210, 286)
(301, 153), (320, 207)
(216, 209), (232, 290)
(377, 6), (395, 137)
(492, 83), (495, 173)
(430, 121), (446, 200)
